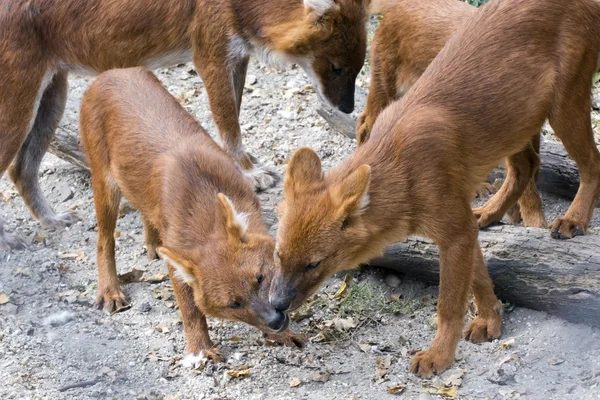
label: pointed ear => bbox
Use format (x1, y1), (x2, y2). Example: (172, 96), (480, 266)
(332, 164), (371, 216)
(156, 247), (196, 284)
(216, 193), (249, 243)
(304, 0), (339, 17)
(284, 147), (324, 196)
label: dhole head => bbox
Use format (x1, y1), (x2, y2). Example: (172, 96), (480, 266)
(270, 147), (371, 312)
(267, 0), (369, 113)
(157, 193), (289, 333)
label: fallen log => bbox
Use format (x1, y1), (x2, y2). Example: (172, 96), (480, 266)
(371, 225), (600, 328)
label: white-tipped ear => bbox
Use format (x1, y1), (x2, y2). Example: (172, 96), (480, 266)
(157, 247), (195, 284)
(217, 193), (249, 242)
(304, 0), (338, 15)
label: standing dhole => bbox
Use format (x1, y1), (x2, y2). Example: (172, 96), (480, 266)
(358, 0), (547, 229)
(0, 0), (369, 251)
(271, 0), (600, 376)
(81, 67), (301, 362)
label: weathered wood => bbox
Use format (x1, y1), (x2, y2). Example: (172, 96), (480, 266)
(49, 127), (89, 171)
(371, 225), (600, 328)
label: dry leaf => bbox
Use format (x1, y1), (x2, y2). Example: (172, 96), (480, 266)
(387, 386), (406, 395)
(110, 303), (132, 315)
(500, 338), (515, 349)
(327, 317), (356, 332)
(34, 233), (48, 243)
(427, 386), (458, 398)
(118, 268), (145, 283)
(143, 273), (169, 283)
(229, 336), (242, 342)
(155, 322), (170, 334)
(309, 332), (331, 343)
(359, 343), (371, 353)
(333, 274), (352, 300)
(311, 372), (330, 383)
(289, 377), (302, 387)
(58, 251), (88, 262)
(227, 369), (251, 379)
(114, 230), (121, 239)
(146, 352), (170, 362)
(153, 287), (173, 301)
(443, 369), (465, 387)
(0, 293), (9, 305)
(376, 355), (393, 379)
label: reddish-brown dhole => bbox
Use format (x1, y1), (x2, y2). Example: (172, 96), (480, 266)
(0, 0), (369, 250)
(81, 67), (302, 362)
(271, 0), (600, 376)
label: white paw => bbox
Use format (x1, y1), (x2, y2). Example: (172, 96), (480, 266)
(40, 210), (81, 230)
(243, 164), (280, 191)
(180, 352), (207, 369)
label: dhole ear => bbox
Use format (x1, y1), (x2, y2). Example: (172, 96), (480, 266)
(332, 164), (371, 217)
(284, 147), (324, 195)
(216, 193), (249, 243)
(156, 247), (196, 284)
(304, 0), (339, 16)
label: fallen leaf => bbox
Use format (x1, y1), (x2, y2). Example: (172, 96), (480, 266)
(376, 355), (393, 379)
(143, 273), (169, 283)
(333, 274), (352, 300)
(153, 287), (173, 301)
(227, 369), (251, 379)
(427, 386), (458, 398)
(548, 358), (565, 366)
(155, 322), (170, 334)
(229, 336), (242, 342)
(359, 343), (371, 353)
(309, 332), (331, 343)
(326, 317), (356, 332)
(500, 338), (515, 350)
(289, 377), (302, 387)
(58, 252), (79, 259)
(387, 385), (406, 395)
(110, 303), (132, 315)
(146, 352), (170, 362)
(311, 372), (330, 383)
(0, 293), (9, 305)
(443, 369), (465, 387)
(114, 230), (121, 239)
(34, 233), (48, 243)
(118, 268), (145, 283)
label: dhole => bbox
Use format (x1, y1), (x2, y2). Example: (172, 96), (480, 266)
(358, 0), (547, 228)
(81, 67), (301, 361)
(0, 0), (369, 250)
(271, 0), (600, 376)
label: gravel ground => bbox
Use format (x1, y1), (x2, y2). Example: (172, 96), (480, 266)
(2, 17), (600, 400)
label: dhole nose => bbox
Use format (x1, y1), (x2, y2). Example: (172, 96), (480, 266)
(270, 296), (292, 313)
(268, 311), (288, 332)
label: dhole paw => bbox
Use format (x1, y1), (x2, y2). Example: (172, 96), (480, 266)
(521, 210), (548, 229)
(146, 245), (159, 260)
(264, 330), (306, 348)
(40, 210), (81, 230)
(464, 315), (502, 343)
(474, 182), (496, 199)
(472, 206), (503, 228)
(549, 217), (585, 239)
(95, 287), (129, 313)
(0, 230), (27, 251)
(409, 348), (454, 377)
(180, 348), (222, 368)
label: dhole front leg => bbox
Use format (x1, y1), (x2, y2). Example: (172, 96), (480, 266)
(194, 55), (278, 191)
(410, 217), (477, 377)
(92, 175), (127, 313)
(168, 265), (221, 363)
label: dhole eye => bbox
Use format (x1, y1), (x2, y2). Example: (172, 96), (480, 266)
(305, 261), (321, 272)
(331, 64), (343, 75)
(257, 274), (264, 286)
(229, 301), (242, 309)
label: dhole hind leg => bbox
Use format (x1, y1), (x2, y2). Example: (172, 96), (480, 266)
(505, 134), (547, 228)
(410, 209), (477, 377)
(168, 266), (222, 363)
(464, 240), (502, 343)
(7, 71), (80, 231)
(473, 143), (539, 228)
(194, 55), (278, 191)
(142, 216), (161, 260)
(91, 174), (127, 313)
(548, 85), (600, 239)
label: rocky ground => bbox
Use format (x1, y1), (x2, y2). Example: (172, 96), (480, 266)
(2, 17), (600, 400)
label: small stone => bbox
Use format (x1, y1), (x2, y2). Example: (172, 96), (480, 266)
(385, 274), (402, 288)
(138, 302), (151, 313)
(26, 327), (34, 336)
(246, 75), (257, 85)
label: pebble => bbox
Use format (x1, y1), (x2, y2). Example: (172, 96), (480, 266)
(385, 274), (402, 288)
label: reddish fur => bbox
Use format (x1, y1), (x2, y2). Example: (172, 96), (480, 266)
(80, 67), (301, 359)
(357, 0), (547, 228)
(273, 0), (600, 376)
